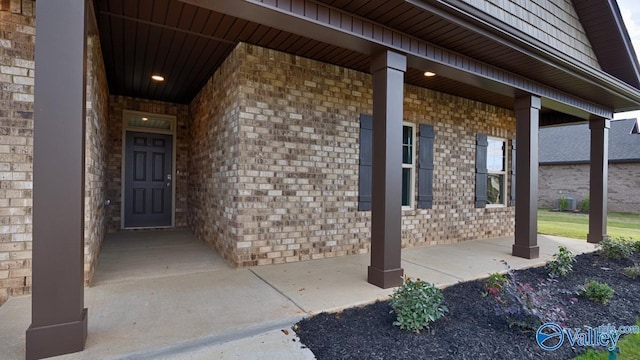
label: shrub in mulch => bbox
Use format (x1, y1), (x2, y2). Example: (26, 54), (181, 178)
(294, 251), (640, 360)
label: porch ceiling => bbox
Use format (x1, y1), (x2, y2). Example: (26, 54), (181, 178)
(95, 0), (640, 116)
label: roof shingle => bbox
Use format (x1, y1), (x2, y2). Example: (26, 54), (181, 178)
(539, 119), (640, 164)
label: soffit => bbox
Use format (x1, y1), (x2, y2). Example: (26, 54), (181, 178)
(95, 0), (639, 115)
(317, 0), (640, 109)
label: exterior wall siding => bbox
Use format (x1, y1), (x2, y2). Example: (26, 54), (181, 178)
(539, 163), (640, 213)
(0, 2), (35, 305)
(190, 43), (516, 267)
(460, 0), (600, 68)
(106, 96), (190, 233)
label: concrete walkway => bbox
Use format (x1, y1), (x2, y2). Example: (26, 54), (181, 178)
(0, 230), (597, 359)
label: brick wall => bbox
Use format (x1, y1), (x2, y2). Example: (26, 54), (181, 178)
(107, 96), (190, 232)
(539, 163), (640, 213)
(403, 87), (516, 246)
(0, 1), (35, 305)
(189, 43), (516, 267)
(84, 34), (110, 285)
(189, 45), (242, 263)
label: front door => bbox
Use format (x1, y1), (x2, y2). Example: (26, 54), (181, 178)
(124, 132), (173, 228)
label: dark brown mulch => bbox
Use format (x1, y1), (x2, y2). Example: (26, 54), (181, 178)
(294, 251), (640, 360)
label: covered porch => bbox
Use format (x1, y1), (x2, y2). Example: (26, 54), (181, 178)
(5, 230), (597, 359)
(24, 0), (640, 358)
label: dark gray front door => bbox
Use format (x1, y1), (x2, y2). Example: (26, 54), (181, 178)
(124, 132), (173, 228)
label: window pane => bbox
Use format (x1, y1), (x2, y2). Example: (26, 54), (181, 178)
(403, 145), (412, 164)
(402, 168), (411, 206)
(487, 174), (504, 205)
(487, 139), (505, 172)
(127, 115), (172, 130)
(403, 126), (412, 164)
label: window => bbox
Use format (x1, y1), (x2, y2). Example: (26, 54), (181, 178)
(486, 137), (506, 206)
(358, 116), (430, 211)
(402, 123), (415, 208)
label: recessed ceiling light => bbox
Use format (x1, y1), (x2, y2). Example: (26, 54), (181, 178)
(423, 71), (436, 77)
(141, 117), (148, 121)
(151, 74), (165, 82)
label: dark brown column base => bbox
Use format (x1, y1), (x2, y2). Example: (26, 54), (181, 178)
(368, 266), (404, 288)
(587, 233), (608, 244)
(26, 308), (88, 360)
(512, 244), (540, 259)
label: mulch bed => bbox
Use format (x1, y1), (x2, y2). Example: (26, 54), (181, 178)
(294, 251), (640, 359)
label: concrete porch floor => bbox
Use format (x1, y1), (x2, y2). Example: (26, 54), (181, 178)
(0, 230), (597, 359)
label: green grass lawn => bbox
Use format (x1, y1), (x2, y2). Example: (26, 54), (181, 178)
(537, 209), (640, 240)
(572, 321), (640, 359)
(537, 209), (640, 359)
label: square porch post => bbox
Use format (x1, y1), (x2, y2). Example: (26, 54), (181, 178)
(512, 95), (541, 259)
(367, 50), (406, 289)
(26, 0), (88, 359)
(587, 117), (610, 243)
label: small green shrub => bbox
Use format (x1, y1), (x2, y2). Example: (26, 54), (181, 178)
(489, 262), (569, 330)
(390, 277), (448, 333)
(578, 280), (614, 304)
(482, 272), (508, 297)
(631, 240), (640, 253)
(558, 196), (570, 211)
(599, 237), (634, 260)
(622, 264), (640, 279)
(578, 196), (590, 213)
(546, 246), (576, 278)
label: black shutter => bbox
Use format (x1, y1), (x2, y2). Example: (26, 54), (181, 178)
(358, 114), (373, 211)
(510, 139), (516, 206)
(417, 124), (434, 209)
(475, 134), (488, 208)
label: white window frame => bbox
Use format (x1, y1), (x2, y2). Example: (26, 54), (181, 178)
(402, 122), (416, 210)
(486, 137), (507, 208)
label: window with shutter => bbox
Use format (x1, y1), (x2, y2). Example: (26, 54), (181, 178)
(486, 137), (507, 206)
(402, 123), (416, 208)
(358, 115), (422, 211)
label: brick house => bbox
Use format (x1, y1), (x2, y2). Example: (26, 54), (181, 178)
(539, 118), (640, 213)
(2, 0), (640, 358)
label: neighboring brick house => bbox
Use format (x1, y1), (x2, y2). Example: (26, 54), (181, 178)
(3, 0), (640, 357)
(539, 118), (640, 213)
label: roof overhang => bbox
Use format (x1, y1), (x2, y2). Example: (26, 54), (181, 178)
(96, 0), (640, 119)
(573, 0), (640, 89)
